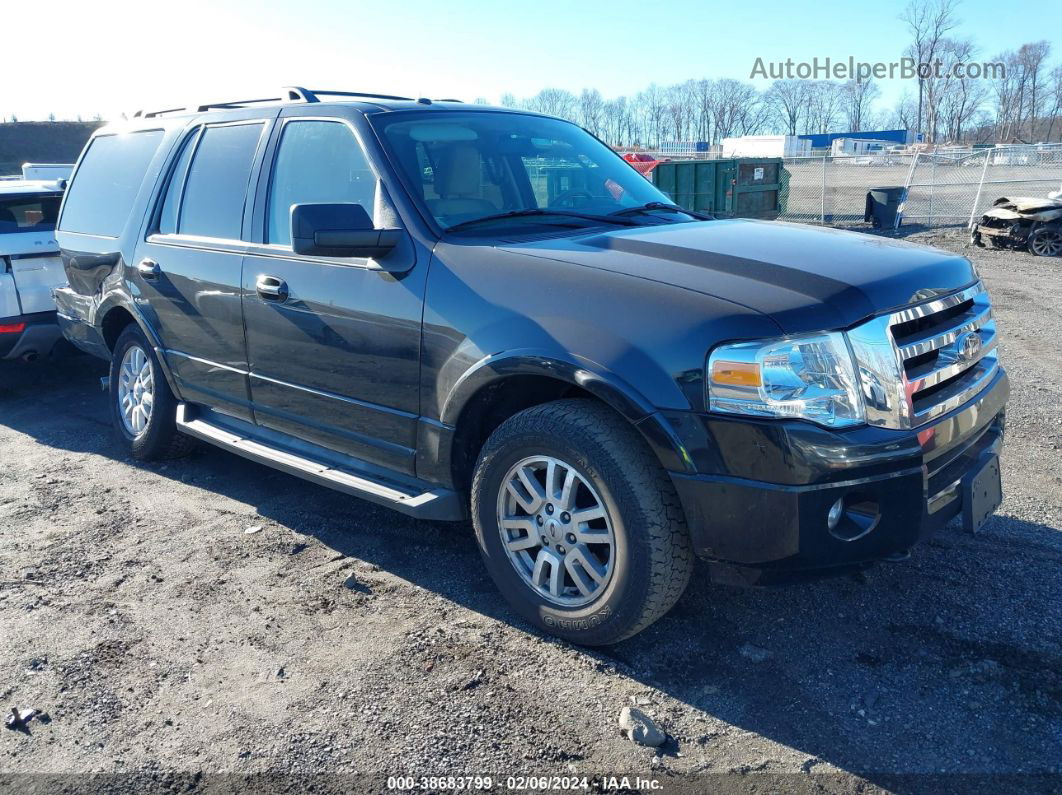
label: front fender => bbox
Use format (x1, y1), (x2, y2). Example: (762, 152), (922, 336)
(439, 350), (696, 475)
(439, 348), (655, 427)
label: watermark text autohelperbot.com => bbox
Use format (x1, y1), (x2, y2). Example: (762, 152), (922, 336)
(750, 56), (1005, 81)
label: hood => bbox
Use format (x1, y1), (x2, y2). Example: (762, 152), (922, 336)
(983, 196), (1062, 222)
(501, 219), (976, 333)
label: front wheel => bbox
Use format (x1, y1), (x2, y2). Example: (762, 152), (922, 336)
(1028, 226), (1062, 257)
(109, 323), (195, 460)
(471, 400), (693, 645)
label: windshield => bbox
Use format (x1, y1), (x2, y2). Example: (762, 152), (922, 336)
(374, 111), (675, 234)
(0, 193), (61, 235)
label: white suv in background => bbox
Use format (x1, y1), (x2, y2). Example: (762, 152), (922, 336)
(1, 164), (72, 362)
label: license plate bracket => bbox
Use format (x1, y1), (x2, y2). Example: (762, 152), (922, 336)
(962, 454), (1001, 534)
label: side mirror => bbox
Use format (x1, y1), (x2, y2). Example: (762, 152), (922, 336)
(291, 203), (402, 259)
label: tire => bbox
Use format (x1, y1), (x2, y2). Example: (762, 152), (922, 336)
(109, 323), (196, 460)
(1027, 226), (1062, 257)
(471, 399), (693, 645)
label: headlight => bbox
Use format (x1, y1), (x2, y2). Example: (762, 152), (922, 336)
(707, 332), (865, 428)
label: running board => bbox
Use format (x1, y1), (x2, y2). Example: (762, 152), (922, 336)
(175, 404), (464, 521)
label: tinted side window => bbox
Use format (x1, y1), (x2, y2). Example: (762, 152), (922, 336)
(157, 129), (199, 235)
(179, 123), (263, 240)
(59, 130), (164, 237)
(267, 121), (376, 245)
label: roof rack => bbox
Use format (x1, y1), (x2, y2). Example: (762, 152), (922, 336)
(132, 86), (460, 119)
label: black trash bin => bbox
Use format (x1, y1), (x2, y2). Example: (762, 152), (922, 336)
(864, 186), (907, 228)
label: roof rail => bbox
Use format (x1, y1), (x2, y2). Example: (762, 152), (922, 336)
(132, 86), (425, 119)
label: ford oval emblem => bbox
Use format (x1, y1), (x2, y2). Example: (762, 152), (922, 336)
(957, 331), (982, 362)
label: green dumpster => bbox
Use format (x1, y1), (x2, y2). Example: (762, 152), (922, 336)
(652, 157), (783, 219)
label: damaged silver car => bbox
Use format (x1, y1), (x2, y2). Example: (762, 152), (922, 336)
(972, 196), (1062, 257)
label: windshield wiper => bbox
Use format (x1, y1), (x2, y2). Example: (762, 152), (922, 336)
(445, 208), (639, 233)
(609, 202), (713, 221)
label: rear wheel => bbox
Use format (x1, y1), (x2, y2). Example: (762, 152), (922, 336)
(1028, 226), (1062, 257)
(471, 400), (693, 645)
(109, 324), (195, 460)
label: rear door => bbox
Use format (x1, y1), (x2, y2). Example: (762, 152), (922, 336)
(134, 110), (275, 421)
(240, 112), (426, 474)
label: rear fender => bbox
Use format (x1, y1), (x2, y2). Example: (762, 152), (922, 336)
(96, 294), (183, 400)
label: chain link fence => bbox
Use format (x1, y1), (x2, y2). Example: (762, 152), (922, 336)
(777, 154), (917, 224)
(776, 144), (1062, 228)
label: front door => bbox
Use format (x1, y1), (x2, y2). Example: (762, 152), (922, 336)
(242, 116), (425, 474)
(135, 115), (274, 421)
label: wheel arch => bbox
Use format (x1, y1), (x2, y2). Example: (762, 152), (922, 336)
(436, 352), (695, 493)
(97, 298), (183, 398)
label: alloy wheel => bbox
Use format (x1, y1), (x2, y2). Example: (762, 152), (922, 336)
(1030, 229), (1062, 257)
(117, 345), (155, 437)
(496, 455), (616, 607)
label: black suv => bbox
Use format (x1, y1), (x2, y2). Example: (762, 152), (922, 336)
(54, 88), (1008, 645)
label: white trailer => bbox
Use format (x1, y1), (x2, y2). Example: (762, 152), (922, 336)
(830, 138), (888, 156)
(721, 135), (810, 158)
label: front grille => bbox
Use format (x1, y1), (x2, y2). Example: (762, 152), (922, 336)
(847, 282), (999, 429)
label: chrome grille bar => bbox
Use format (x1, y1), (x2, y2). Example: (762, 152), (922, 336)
(896, 304), (993, 359)
(846, 280), (998, 429)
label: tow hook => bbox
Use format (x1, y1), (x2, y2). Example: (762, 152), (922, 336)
(99, 376), (110, 392)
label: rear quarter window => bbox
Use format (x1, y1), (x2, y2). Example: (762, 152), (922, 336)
(59, 130), (164, 237)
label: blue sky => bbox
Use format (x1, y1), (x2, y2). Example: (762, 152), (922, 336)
(5, 0), (1059, 121)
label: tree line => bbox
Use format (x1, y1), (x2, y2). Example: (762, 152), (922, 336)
(479, 0), (1060, 149)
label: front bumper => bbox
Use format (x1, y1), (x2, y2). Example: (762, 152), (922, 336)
(0, 311), (63, 361)
(665, 367), (1009, 582)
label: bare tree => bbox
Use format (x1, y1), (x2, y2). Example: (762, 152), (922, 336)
(804, 81), (844, 134)
(1044, 65), (1062, 142)
(526, 88), (578, 120)
(766, 79), (809, 136)
(633, 84), (669, 148)
(578, 88), (605, 136)
(932, 38), (987, 142)
(664, 81), (696, 142)
(991, 49), (1023, 141)
(841, 79), (881, 132)
(1015, 41), (1051, 140)
(489, 35), (1062, 149)
(901, 0), (961, 139)
(691, 79), (713, 142)
(890, 91), (919, 131)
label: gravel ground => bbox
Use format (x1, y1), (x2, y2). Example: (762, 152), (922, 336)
(1, 228), (1059, 794)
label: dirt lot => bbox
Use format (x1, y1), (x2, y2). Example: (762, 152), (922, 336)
(1, 228), (1060, 793)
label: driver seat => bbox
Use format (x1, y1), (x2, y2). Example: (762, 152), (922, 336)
(429, 144), (497, 219)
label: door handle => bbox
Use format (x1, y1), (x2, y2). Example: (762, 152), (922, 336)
(256, 274), (288, 302)
(136, 258), (161, 280)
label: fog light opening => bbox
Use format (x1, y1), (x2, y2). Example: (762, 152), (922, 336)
(827, 497), (844, 530)
(827, 494), (881, 541)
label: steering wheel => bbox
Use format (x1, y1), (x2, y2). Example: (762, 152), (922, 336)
(549, 190), (596, 209)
